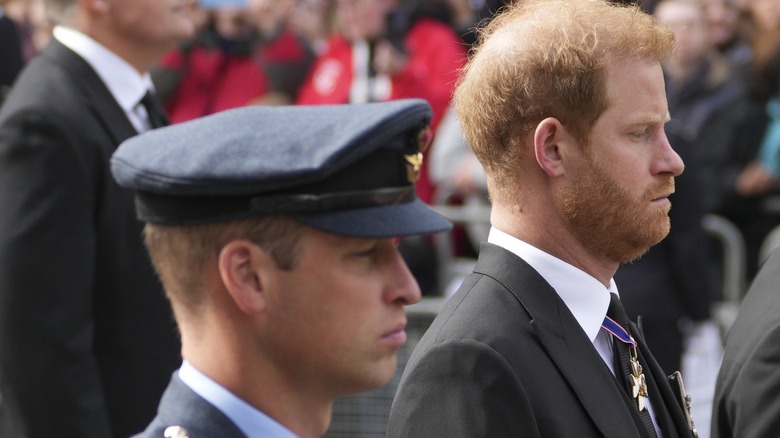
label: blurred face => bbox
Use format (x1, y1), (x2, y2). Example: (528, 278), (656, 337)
(556, 59), (683, 264)
(105, 0), (194, 54)
(656, 0), (711, 67)
(247, 0), (295, 35)
(260, 226), (421, 398)
(335, 0), (395, 41)
(212, 7), (253, 40)
(749, 0), (780, 32)
(703, 0), (742, 48)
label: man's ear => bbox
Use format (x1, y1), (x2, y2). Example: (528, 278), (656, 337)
(218, 240), (270, 315)
(534, 117), (568, 177)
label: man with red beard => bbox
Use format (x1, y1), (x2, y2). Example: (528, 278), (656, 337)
(387, 1), (699, 437)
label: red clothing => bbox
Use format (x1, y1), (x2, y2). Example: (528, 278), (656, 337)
(160, 46), (267, 124)
(297, 19), (467, 203)
(160, 28), (312, 124)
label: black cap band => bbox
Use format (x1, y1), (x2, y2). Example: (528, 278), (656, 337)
(136, 186), (417, 225)
(250, 187), (416, 214)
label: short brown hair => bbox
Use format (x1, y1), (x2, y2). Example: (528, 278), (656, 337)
(454, 0), (674, 203)
(144, 217), (303, 314)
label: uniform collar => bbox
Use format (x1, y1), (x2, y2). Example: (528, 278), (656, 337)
(178, 361), (298, 438)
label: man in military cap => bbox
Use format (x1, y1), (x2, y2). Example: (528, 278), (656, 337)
(110, 98), (450, 438)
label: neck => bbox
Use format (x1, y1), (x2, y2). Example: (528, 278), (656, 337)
(491, 201), (617, 288)
(181, 324), (334, 438)
(76, 23), (168, 74)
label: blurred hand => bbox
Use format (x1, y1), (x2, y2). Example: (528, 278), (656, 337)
(372, 39), (408, 76)
(450, 156), (482, 197)
(736, 161), (777, 196)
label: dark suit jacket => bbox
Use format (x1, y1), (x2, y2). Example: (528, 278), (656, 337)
(133, 373), (246, 438)
(0, 13), (24, 91)
(0, 39), (180, 437)
(387, 243), (693, 437)
(711, 248), (780, 438)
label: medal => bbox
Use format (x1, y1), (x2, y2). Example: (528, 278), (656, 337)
(629, 345), (649, 411)
(603, 316), (649, 411)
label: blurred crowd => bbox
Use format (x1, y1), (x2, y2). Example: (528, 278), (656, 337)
(3, 0), (780, 376)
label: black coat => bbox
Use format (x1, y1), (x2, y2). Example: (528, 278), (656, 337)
(0, 13), (24, 100)
(0, 39), (180, 437)
(712, 248), (780, 438)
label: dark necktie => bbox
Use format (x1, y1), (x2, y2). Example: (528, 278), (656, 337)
(140, 91), (169, 129)
(603, 293), (658, 438)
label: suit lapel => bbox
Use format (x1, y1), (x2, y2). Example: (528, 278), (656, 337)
(42, 39), (139, 146)
(533, 321), (655, 438)
(473, 244), (645, 438)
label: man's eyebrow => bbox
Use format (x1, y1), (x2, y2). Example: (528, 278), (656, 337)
(629, 112), (671, 126)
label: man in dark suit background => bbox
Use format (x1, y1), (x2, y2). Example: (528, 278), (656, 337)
(0, 0), (194, 436)
(711, 247), (780, 438)
(0, 0), (25, 101)
(387, 0), (698, 437)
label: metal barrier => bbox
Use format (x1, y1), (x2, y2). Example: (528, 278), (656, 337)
(701, 214), (747, 334)
(701, 214), (747, 305)
(431, 203), (489, 297)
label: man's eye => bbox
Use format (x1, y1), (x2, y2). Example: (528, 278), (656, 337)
(356, 246), (379, 258)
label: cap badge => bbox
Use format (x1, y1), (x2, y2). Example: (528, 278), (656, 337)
(405, 126), (432, 183)
(404, 152), (423, 183)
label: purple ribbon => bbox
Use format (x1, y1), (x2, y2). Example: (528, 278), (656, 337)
(601, 316), (636, 346)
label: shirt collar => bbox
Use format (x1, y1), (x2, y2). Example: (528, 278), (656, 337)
(178, 360), (298, 438)
(53, 26), (153, 112)
(487, 226), (615, 342)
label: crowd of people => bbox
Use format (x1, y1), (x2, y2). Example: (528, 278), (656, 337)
(2, 0), (780, 436)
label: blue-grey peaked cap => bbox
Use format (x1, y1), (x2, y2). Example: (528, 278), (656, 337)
(110, 99), (452, 238)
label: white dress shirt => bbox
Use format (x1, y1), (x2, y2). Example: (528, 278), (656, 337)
(487, 226), (662, 436)
(52, 26), (155, 133)
(179, 360), (298, 438)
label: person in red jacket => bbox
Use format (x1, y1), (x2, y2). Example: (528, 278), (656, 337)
(154, 0), (315, 123)
(297, 0), (466, 205)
